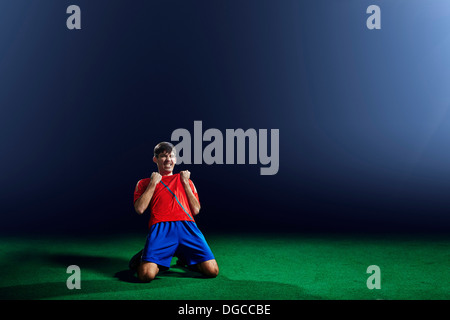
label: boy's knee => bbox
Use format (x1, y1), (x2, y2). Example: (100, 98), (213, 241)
(138, 272), (156, 282)
(205, 267), (219, 278)
(138, 262), (159, 282)
(200, 260), (219, 278)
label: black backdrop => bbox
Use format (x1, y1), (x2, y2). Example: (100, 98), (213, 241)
(1, 0), (450, 235)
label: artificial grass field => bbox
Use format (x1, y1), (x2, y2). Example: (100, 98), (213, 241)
(0, 232), (448, 300)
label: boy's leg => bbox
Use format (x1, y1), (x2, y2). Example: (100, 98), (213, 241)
(176, 257), (219, 277)
(138, 222), (178, 281)
(197, 259), (219, 278)
(138, 261), (159, 282)
(177, 221), (218, 277)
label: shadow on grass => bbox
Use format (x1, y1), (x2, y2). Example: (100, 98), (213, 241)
(0, 276), (321, 300)
(0, 252), (321, 300)
(0, 252), (326, 300)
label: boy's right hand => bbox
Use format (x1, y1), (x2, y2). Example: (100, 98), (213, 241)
(150, 172), (162, 185)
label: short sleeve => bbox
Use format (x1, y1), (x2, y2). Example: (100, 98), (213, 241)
(133, 179), (149, 204)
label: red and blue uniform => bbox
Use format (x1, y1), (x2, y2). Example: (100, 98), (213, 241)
(134, 173), (214, 268)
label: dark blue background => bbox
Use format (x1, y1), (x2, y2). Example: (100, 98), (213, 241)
(1, 0), (450, 235)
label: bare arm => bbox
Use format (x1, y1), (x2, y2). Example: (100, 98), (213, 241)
(180, 170), (201, 216)
(134, 172), (162, 215)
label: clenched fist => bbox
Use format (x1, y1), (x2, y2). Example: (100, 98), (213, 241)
(180, 170), (191, 185)
(150, 172), (162, 185)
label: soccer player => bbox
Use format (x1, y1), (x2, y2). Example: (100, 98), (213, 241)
(130, 142), (219, 282)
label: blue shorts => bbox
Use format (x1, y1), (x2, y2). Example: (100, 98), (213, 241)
(141, 220), (215, 268)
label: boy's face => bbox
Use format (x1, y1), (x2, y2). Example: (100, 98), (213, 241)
(153, 150), (177, 174)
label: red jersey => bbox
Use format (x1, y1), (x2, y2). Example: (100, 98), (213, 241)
(133, 173), (199, 228)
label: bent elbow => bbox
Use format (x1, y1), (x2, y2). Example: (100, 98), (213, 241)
(134, 205), (145, 215)
(193, 206), (201, 216)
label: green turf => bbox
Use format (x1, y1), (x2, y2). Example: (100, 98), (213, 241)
(0, 232), (448, 300)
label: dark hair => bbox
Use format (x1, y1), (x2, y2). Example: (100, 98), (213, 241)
(154, 142), (176, 158)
